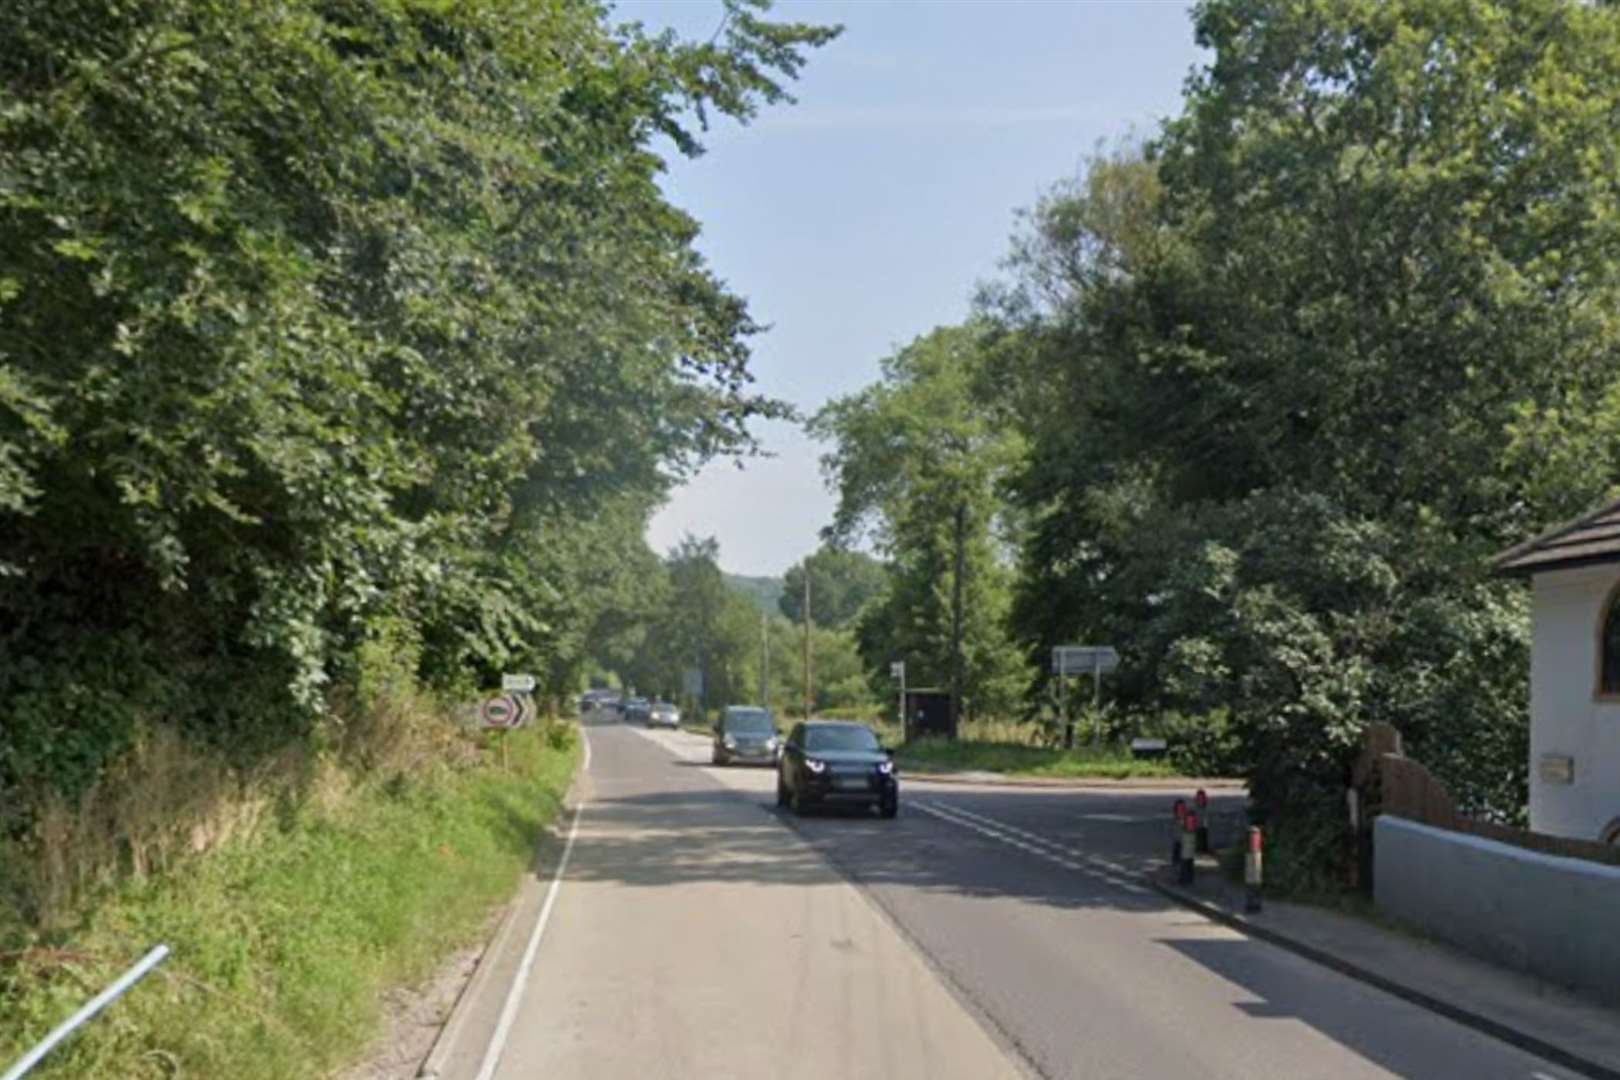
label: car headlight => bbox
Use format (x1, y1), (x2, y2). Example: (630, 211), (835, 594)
(876, 760), (894, 775)
(766, 737), (779, 750)
(805, 759), (827, 773)
(723, 735), (736, 749)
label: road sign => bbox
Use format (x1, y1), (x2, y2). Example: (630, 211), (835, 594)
(682, 668), (703, 697)
(502, 673), (536, 693)
(1052, 645), (1119, 676)
(889, 661), (905, 680)
(479, 694), (521, 730)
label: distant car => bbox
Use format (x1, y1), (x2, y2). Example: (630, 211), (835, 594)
(648, 702), (681, 729)
(623, 697), (651, 724)
(582, 690), (621, 711)
(776, 721), (898, 818)
(712, 706), (779, 766)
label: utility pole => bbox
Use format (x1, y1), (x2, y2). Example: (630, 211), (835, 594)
(760, 611), (769, 709)
(802, 568), (814, 719)
(950, 501), (966, 734)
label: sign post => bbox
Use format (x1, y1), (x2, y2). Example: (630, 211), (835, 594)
(482, 682), (535, 771)
(1052, 646), (1119, 748)
(890, 661), (906, 741)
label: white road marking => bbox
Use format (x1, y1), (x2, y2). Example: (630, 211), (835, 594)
(473, 724), (592, 1080)
(915, 800), (1150, 896)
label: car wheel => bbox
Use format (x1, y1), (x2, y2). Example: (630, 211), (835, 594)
(776, 775), (789, 808)
(879, 793), (898, 819)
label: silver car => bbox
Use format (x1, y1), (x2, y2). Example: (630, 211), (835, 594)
(712, 706), (779, 766)
(648, 701), (681, 729)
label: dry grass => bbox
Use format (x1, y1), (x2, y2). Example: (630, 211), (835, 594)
(0, 719), (579, 1079)
(2, 682), (470, 933)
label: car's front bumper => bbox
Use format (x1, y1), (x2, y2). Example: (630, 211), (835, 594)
(718, 744), (777, 764)
(802, 772), (898, 803)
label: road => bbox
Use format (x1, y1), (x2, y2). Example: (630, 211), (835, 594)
(468, 714), (1581, 1080)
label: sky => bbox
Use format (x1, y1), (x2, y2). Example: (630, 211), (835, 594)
(623, 0), (1207, 576)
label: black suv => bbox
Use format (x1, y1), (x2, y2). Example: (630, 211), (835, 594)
(776, 721), (898, 818)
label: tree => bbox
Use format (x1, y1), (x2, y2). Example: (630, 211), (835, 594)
(0, 0), (839, 798)
(811, 326), (1025, 724)
(778, 547), (886, 628)
(995, 0), (1620, 842)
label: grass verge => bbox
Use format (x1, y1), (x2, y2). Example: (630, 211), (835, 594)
(0, 724), (579, 1080)
(895, 737), (1182, 779)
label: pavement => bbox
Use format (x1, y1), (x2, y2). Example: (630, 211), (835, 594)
(429, 715), (1610, 1080)
(1153, 860), (1620, 1080)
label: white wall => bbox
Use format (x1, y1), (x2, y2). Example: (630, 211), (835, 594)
(1375, 816), (1620, 1003)
(1530, 564), (1620, 841)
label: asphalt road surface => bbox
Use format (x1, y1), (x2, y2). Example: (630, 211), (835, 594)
(480, 713), (1581, 1080)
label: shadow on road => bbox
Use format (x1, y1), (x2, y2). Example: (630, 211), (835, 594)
(1153, 936), (1561, 1078)
(548, 778), (1171, 915)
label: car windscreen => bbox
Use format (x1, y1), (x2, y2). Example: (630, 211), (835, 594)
(804, 725), (879, 752)
(723, 710), (773, 734)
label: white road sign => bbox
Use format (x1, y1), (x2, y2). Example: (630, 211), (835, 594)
(1053, 645), (1119, 676)
(502, 673), (536, 693)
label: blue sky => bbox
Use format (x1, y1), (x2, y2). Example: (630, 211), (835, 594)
(624, 0), (1206, 575)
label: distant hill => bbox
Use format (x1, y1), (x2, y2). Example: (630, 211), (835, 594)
(725, 573), (784, 617)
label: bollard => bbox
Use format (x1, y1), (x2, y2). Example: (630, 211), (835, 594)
(1194, 788), (1210, 854)
(1245, 826), (1264, 913)
(1171, 799), (1188, 866)
(1179, 810), (1198, 885)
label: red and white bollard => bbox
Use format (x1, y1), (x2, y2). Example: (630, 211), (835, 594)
(1245, 826), (1264, 913)
(1171, 798), (1188, 867)
(1179, 810), (1199, 885)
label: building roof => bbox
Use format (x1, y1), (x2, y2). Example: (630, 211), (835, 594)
(1494, 497), (1620, 576)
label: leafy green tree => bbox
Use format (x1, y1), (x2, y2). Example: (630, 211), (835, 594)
(778, 547), (886, 628)
(996, 0), (1620, 837)
(0, 0), (838, 798)
(811, 326), (1025, 723)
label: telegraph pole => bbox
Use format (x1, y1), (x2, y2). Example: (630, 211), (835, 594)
(802, 569), (814, 719)
(760, 611), (769, 709)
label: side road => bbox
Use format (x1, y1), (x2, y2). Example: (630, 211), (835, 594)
(424, 717), (1025, 1080)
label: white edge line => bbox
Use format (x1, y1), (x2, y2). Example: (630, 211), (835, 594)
(472, 724), (591, 1080)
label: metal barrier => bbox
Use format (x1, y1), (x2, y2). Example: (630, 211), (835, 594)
(2, 945), (170, 1080)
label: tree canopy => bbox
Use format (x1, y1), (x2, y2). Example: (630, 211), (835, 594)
(778, 547), (886, 629)
(989, 0), (1620, 828)
(812, 1), (1620, 863)
(0, 0), (837, 798)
